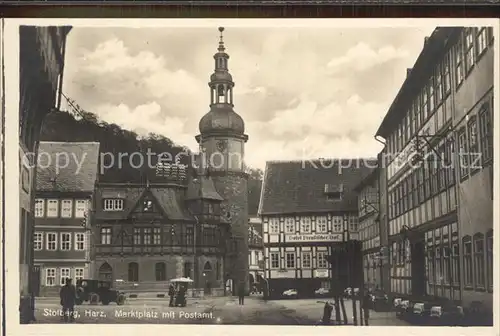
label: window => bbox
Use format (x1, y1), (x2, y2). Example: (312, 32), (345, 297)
(285, 252), (296, 268)
(75, 233), (85, 251)
(332, 216), (342, 232)
(435, 247), (442, 283)
(60, 233), (71, 251)
(143, 228), (151, 245)
(285, 218), (295, 234)
(100, 228), (112, 245)
(74, 268), (84, 281)
(46, 233), (57, 250)
(75, 200), (87, 218)
(270, 252), (280, 269)
(443, 52), (451, 95)
(316, 216), (327, 233)
(426, 247), (434, 284)
(155, 262), (166, 281)
(429, 77), (435, 112)
(45, 268), (56, 286)
(61, 200), (73, 218)
(34, 232), (43, 250)
(457, 127), (468, 178)
(473, 233), (485, 289)
(486, 230), (493, 290)
(443, 246), (450, 284)
(479, 104), (492, 164)
(463, 236), (473, 287)
(435, 66), (443, 105)
(133, 228), (141, 245)
(455, 41), (464, 86)
(153, 228), (161, 245)
(300, 217), (312, 233)
(186, 227), (194, 246)
(476, 28), (488, 57)
(464, 28), (475, 72)
(317, 251), (328, 268)
(467, 116), (479, 171)
(35, 199), (45, 217)
(451, 243), (460, 285)
(269, 219), (279, 234)
(60, 268), (71, 286)
(103, 199), (124, 211)
(183, 262), (192, 278)
(302, 251), (312, 268)
(422, 86), (429, 120)
(46, 200), (59, 217)
(349, 216), (358, 232)
(128, 262), (139, 282)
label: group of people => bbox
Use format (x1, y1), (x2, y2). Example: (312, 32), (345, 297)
(168, 283), (187, 307)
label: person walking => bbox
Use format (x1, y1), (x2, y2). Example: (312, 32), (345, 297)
(237, 284), (245, 305)
(59, 278), (77, 323)
(361, 289), (372, 326)
(168, 283), (176, 307)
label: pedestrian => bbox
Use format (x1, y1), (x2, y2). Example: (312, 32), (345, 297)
(237, 284), (245, 305)
(168, 283), (176, 307)
(59, 278), (77, 323)
(361, 289), (372, 326)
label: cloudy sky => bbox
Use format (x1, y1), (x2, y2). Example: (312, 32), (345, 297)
(62, 24), (436, 170)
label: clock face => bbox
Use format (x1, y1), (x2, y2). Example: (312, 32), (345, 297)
(216, 140), (228, 152)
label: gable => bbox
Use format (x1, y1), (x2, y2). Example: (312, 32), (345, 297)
(128, 189), (165, 219)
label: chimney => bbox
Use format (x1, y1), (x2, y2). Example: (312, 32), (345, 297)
(424, 36), (429, 45)
(406, 68), (412, 77)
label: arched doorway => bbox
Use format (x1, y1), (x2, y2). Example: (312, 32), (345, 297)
(98, 262), (113, 282)
(203, 261), (213, 295)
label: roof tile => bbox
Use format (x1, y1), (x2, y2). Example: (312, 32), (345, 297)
(36, 141), (100, 193)
(258, 159), (376, 215)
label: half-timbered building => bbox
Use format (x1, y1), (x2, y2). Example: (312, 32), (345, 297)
(258, 159), (374, 298)
(248, 216), (264, 290)
(375, 27), (494, 317)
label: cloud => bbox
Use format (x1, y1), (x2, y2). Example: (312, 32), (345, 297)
(63, 27), (435, 170)
(242, 94), (387, 168)
(327, 42), (410, 74)
(94, 102), (198, 149)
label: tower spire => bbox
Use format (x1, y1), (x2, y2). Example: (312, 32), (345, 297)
(218, 27), (225, 52)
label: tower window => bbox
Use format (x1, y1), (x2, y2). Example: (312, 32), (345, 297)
(218, 84), (224, 97)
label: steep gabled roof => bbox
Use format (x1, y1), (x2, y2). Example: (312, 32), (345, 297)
(36, 141), (100, 193)
(258, 159), (376, 216)
(94, 185), (193, 221)
(185, 175), (224, 201)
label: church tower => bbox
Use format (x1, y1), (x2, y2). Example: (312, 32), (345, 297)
(196, 27), (249, 294)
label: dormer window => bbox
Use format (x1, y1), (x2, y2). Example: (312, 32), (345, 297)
(324, 183), (344, 201)
(142, 200), (153, 212)
(103, 199), (124, 211)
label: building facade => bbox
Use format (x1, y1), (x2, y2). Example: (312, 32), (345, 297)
(19, 26), (71, 321)
(33, 141), (100, 296)
(354, 167), (383, 290)
(92, 165), (229, 296)
(196, 27), (249, 293)
(248, 216), (264, 290)
(375, 27), (494, 313)
(259, 159), (374, 298)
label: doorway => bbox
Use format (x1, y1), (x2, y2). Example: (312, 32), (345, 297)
(203, 262), (213, 295)
(411, 240), (426, 298)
